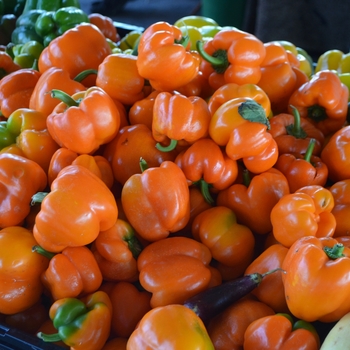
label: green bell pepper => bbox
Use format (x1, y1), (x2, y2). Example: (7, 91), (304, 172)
(0, 14), (17, 45)
(0, 120), (16, 149)
(22, 0), (80, 14)
(8, 39), (43, 68)
(34, 6), (88, 46)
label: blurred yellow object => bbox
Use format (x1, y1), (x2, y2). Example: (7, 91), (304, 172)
(174, 15), (219, 28)
(117, 30), (142, 51)
(274, 40), (298, 56)
(297, 53), (313, 78)
(315, 49), (350, 73)
(179, 25), (203, 51)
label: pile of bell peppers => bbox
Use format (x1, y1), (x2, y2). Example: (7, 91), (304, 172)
(1, 4), (350, 349)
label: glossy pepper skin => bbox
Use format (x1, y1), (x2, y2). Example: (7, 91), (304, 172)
(37, 291), (112, 350)
(288, 70), (349, 135)
(197, 28), (266, 90)
(38, 23), (112, 87)
(152, 91), (211, 151)
(47, 87), (121, 154)
(209, 97), (278, 174)
(33, 164), (119, 253)
(96, 53), (146, 106)
(34, 245), (103, 301)
(0, 50), (21, 78)
(136, 21), (201, 91)
(271, 185), (336, 248)
(127, 304), (214, 350)
(121, 160), (190, 242)
(0, 226), (49, 315)
(282, 236), (350, 322)
(88, 12), (118, 42)
(29, 66), (86, 118)
(0, 67), (41, 118)
(243, 314), (320, 350)
(0, 153), (47, 228)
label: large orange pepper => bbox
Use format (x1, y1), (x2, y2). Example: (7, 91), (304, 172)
(33, 245), (103, 301)
(282, 236), (350, 322)
(38, 23), (112, 87)
(288, 70), (349, 135)
(103, 123), (177, 185)
(0, 50), (21, 79)
(137, 236), (212, 307)
(268, 105), (325, 156)
(321, 125), (350, 182)
(175, 138), (238, 204)
(271, 185), (336, 248)
(197, 28), (266, 90)
(0, 153), (47, 228)
(127, 304), (214, 349)
(217, 168), (290, 235)
(29, 66), (87, 118)
(243, 314), (320, 350)
(0, 226), (49, 315)
(0, 68), (41, 118)
(206, 297), (275, 350)
(209, 97), (278, 173)
(33, 164), (119, 253)
(136, 21), (200, 91)
(96, 53), (147, 106)
(192, 206), (255, 274)
(245, 244), (289, 313)
(88, 12), (119, 42)
(152, 91), (211, 152)
(91, 218), (142, 282)
(121, 160), (190, 242)
(47, 87), (121, 154)
(207, 82), (271, 116)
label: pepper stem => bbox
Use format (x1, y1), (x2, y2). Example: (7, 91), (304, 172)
(37, 332), (62, 343)
(196, 40), (229, 73)
(242, 169), (251, 187)
(155, 139), (178, 152)
(286, 105), (307, 138)
(307, 104), (327, 122)
(261, 267), (286, 278)
(73, 69), (98, 82)
(31, 192), (49, 205)
(139, 157), (148, 172)
(195, 179), (214, 206)
(32, 245), (55, 260)
(303, 138), (316, 163)
(51, 89), (80, 107)
(323, 243), (345, 259)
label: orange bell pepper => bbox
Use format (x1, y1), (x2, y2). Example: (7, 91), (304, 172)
(96, 53), (146, 106)
(0, 50), (21, 79)
(175, 138), (238, 204)
(38, 291), (112, 350)
(321, 125), (350, 182)
(207, 82), (271, 117)
(29, 66), (87, 118)
(282, 236), (350, 322)
(288, 70), (349, 135)
(136, 21), (200, 91)
(274, 138), (328, 192)
(243, 314), (320, 350)
(127, 304), (214, 349)
(197, 28), (266, 89)
(192, 206), (255, 272)
(268, 105), (325, 156)
(271, 185), (336, 247)
(0, 153), (47, 228)
(121, 159), (190, 242)
(0, 226), (49, 315)
(207, 297), (275, 350)
(33, 245), (103, 301)
(245, 244), (289, 313)
(0, 68), (41, 118)
(88, 13), (119, 42)
(152, 91), (211, 152)
(47, 87), (121, 154)
(217, 168), (290, 235)
(38, 23), (112, 87)
(103, 123), (178, 185)
(91, 218), (142, 282)
(33, 164), (119, 253)
(137, 236), (212, 307)
(48, 147), (114, 188)
(209, 97), (278, 173)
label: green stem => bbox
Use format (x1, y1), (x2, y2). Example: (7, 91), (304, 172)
(175, 35), (190, 49)
(51, 89), (80, 107)
(286, 105), (307, 138)
(32, 245), (55, 260)
(261, 267), (286, 278)
(139, 157), (148, 172)
(37, 332), (62, 343)
(73, 69), (98, 82)
(238, 100), (270, 128)
(242, 169), (251, 187)
(196, 40), (228, 74)
(307, 104), (327, 122)
(303, 138), (316, 163)
(155, 139), (178, 152)
(323, 243), (345, 259)
(31, 191), (49, 205)
(196, 179), (214, 206)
